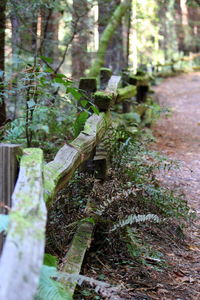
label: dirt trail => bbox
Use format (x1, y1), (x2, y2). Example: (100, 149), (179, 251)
(152, 73), (200, 300)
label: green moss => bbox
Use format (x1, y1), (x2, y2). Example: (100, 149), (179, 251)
(88, 0), (130, 77)
(117, 85), (136, 102)
(94, 91), (113, 100)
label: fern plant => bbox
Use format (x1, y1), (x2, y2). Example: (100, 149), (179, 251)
(36, 265), (119, 300)
(111, 213), (160, 232)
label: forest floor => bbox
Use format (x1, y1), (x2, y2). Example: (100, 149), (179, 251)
(149, 72), (200, 299)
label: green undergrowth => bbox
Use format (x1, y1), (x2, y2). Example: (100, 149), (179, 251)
(45, 120), (193, 299)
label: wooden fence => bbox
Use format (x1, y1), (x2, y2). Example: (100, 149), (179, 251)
(0, 68), (149, 300)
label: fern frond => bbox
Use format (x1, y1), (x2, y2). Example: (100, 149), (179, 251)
(36, 265), (120, 300)
(35, 265), (72, 300)
(0, 214), (10, 233)
(111, 213), (160, 232)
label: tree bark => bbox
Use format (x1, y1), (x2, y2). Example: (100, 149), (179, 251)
(89, 0), (130, 77)
(98, 0), (125, 74)
(71, 0), (90, 80)
(40, 8), (60, 67)
(0, 0), (7, 125)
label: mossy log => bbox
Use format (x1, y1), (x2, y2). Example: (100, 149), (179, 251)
(116, 85), (136, 102)
(88, 0), (130, 77)
(0, 148), (46, 300)
(44, 112), (111, 205)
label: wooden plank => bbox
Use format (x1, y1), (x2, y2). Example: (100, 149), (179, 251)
(61, 221), (94, 296)
(106, 75), (121, 93)
(44, 112), (111, 205)
(0, 144), (21, 211)
(0, 144), (21, 253)
(0, 148), (46, 300)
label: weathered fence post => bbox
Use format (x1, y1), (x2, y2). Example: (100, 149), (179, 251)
(0, 144), (21, 253)
(0, 148), (46, 300)
(93, 74), (121, 180)
(99, 67), (112, 90)
(122, 71), (133, 113)
(78, 77), (98, 172)
(136, 79), (149, 103)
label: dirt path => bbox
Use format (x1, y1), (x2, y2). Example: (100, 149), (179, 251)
(152, 73), (200, 300)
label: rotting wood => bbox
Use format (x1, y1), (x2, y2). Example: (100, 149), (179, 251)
(0, 144), (21, 253)
(0, 148), (46, 300)
(61, 221), (94, 296)
(44, 112), (111, 205)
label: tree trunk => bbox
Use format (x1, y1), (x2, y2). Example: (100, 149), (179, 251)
(128, 0), (137, 72)
(71, 0), (89, 80)
(98, 0), (125, 74)
(89, 0), (130, 77)
(40, 8), (60, 67)
(0, 0), (7, 125)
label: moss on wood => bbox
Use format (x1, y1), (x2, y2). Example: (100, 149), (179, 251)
(94, 91), (113, 111)
(117, 85), (136, 102)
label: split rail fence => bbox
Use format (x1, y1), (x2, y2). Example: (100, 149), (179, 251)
(0, 68), (150, 300)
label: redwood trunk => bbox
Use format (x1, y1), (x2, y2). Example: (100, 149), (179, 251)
(0, 0), (7, 125)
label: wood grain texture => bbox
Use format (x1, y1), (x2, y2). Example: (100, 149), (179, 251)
(0, 148), (46, 300)
(61, 221), (94, 296)
(0, 144), (21, 211)
(0, 144), (21, 253)
(44, 112), (111, 205)
(106, 75), (121, 93)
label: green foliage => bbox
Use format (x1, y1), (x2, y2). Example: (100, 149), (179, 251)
(0, 214), (9, 233)
(73, 111), (89, 138)
(126, 227), (165, 266)
(0, 64), (100, 155)
(43, 253), (58, 267)
(36, 265), (71, 300)
(36, 261), (116, 300)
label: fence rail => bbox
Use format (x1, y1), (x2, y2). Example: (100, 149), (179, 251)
(0, 68), (150, 300)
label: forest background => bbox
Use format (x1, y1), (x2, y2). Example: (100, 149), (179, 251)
(1, 0), (200, 148)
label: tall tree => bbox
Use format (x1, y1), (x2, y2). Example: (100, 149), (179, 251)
(89, 0), (130, 77)
(71, 0), (89, 79)
(40, 7), (60, 67)
(98, 0), (125, 73)
(0, 0), (7, 125)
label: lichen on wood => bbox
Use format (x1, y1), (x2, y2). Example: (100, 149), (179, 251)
(61, 221), (94, 295)
(44, 112), (111, 205)
(0, 148), (46, 300)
